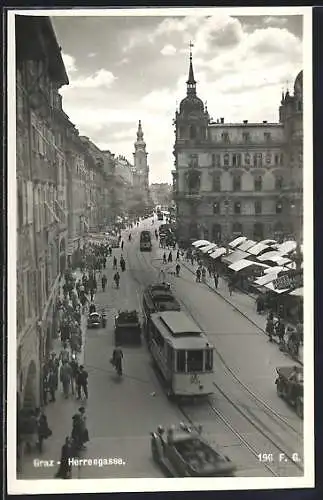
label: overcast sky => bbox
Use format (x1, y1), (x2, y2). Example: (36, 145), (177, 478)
(51, 11), (303, 183)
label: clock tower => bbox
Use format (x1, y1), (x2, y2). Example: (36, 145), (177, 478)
(133, 120), (149, 196)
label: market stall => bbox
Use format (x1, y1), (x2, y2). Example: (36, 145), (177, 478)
(228, 236), (247, 248)
(227, 259), (269, 292)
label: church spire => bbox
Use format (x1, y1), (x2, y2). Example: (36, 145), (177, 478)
(137, 119), (144, 141)
(187, 41), (196, 96)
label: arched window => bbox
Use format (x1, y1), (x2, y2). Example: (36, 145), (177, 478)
(234, 201), (241, 214)
(224, 153), (229, 166)
(232, 222), (242, 235)
(253, 222), (264, 240)
(190, 125), (196, 139)
(245, 153), (250, 165)
(254, 176), (262, 191)
(276, 201), (283, 214)
(212, 224), (221, 242)
(213, 201), (220, 214)
(275, 176), (283, 190)
(232, 175), (241, 191)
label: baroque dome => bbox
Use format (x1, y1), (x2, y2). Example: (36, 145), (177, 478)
(179, 94), (204, 115)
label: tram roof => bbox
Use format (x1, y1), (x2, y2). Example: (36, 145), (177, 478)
(150, 311), (213, 350)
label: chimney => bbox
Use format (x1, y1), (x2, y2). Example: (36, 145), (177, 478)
(243, 120), (248, 124)
(263, 120), (267, 124)
(220, 117), (224, 124)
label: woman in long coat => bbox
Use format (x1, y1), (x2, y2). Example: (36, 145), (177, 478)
(55, 437), (73, 479)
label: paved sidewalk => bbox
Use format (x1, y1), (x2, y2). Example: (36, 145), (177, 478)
(156, 248), (303, 365)
(19, 269), (89, 478)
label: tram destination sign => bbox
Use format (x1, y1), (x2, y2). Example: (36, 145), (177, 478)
(273, 270), (303, 291)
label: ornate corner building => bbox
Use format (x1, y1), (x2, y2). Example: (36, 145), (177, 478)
(173, 49), (303, 246)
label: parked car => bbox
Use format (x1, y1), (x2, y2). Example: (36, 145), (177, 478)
(151, 423), (236, 477)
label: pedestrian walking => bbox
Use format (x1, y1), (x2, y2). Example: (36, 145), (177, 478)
(121, 240), (124, 250)
(168, 251), (173, 263)
(101, 274), (107, 292)
(60, 343), (70, 364)
(266, 317), (275, 341)
(176, 250), (180, 261)
(196, 268), (201, 283)
(60, 361), (72, 399)
(113, 256), (117, 269)
(48, 370), (57, 402)
(78, 406), (89, 446)
(213, 273), (218, 289)
(76, 365), (88, 400)
(36, 408), (52, 452)
(69, 357), (79, 396)
(55, 437), (73, 479)
(163, 252), (167, 264)
(201, 267), (206, 283)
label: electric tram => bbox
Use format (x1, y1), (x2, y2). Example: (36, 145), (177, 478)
(147, 310), (214, 398)
(142, 284), (181, 336)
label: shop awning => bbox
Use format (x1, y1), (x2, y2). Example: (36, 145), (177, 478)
(264, 266), (288, 274)
(275, 240), (297, 255)
(229, 236), (247, 248)
(192, 240), (210, 248)
(259, 239), (277, 245)
(209, 247), (227, 259)
(257, 251), (285, 262)
(254, 273), (281, 286)
(264, 281), (290, 294)
(247, 242), (272, 256)
(289, 287), (303, 297)
(229, 259), (269, 272)
(237, 240), (257, 251)
(263, 256), (292, 266)
(200, 243), (218, 254)
(222, 249), (250, 264)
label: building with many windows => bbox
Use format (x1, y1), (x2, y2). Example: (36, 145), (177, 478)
(16, 15), (69, 411)
(173, 49), (303, 245)
(15, 16), (138, 414)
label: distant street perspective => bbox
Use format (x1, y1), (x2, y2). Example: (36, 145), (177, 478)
(14, 12), (305, 482)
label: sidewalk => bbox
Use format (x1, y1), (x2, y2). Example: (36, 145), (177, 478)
(156, 248), (303, 366)
(18, 269), (88, 478)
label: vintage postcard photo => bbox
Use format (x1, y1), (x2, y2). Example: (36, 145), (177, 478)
(7, 6), (314, 495)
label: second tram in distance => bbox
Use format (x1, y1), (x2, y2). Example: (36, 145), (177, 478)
(140, 230), (152, 251)
(147, 310), (214, 398)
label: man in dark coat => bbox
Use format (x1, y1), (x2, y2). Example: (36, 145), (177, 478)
(76, 365), (88, 400)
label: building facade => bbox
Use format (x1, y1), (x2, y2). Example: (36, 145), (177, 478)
(16, 16), (69, 410)
(173, 50), (303, 245)
(150, 183), (172, 208)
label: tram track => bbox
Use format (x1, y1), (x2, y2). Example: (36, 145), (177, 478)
(125, 232), (303, 477)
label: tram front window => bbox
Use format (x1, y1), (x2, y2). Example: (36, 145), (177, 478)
(177, 350), (186, 372)
(205, 349), (213, 371)
(187, 350), (203, 372)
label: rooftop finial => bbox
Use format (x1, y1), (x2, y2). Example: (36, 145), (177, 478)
(189, 40), (194, 60)
(187, 40), (196, 95)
